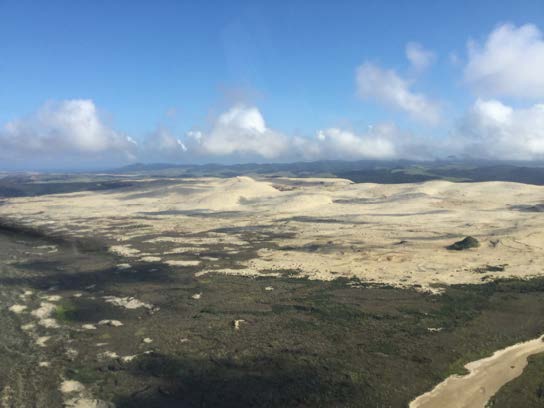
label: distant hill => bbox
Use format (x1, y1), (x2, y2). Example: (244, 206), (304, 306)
(114, 160), (544, 185)
(2, 160), (544, 198)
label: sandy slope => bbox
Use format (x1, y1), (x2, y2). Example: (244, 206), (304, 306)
(1, 176), (544, 291)
(410, 335), (544, 408)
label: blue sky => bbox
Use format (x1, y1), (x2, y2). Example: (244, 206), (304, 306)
(1, 0), (544, 168)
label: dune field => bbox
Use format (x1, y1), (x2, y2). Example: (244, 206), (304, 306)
(1, 176), (543, 292)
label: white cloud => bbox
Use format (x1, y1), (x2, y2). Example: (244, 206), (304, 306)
(309, 125), (397, 159)
(406, 42), (435, 71)
(4, 96), (544, 168)
(0, 100), (135, 160)
(188, 105), (288, 159)
(179, 105), (410, 161)
(144, 127), (187, 155)
(356, 62), (441, 125)
(465, 23), (544, 99)
(453, 99), (544, 160)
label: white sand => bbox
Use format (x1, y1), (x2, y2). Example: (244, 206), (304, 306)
(59, 380), (85, 394)
(410, 336), (544, 408)
(233, 319), (245, 330)
(97, 351), (119, 360)
(165, 260), (201, 267)
(98, 319), (123, 327)
(109, 245), (140, 257)
(8, 304), (27, 314)
(35, 336), (50, 347)
(116, 263), (131, 270)
(64, 399), (114, 408)
(102, 296), (153, 310)
(140, 256), (162, 262)
(2, 177), (544, 290)
(42, 295), (62, 302)
(21, 323), (35, 331)
(39, 318), (59, 328)
(31, 302), (59, 328)
(31, 302), (56, 319)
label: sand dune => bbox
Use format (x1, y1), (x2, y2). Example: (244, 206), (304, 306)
(410, 335), (544, 408)
(2, 176), (544, 291)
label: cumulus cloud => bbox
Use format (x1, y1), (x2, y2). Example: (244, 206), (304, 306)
(406, 42), (435, 71)
(187, 105), (289, 159)
(453, 99), (544, 160)
(465, 23), (544, 99)
(179, 105), (415, 161)
(3, 97), (544, 168)
(356, 62), (441, 125)
(0, 99), (135, 163)
(304, 125), (397, 160)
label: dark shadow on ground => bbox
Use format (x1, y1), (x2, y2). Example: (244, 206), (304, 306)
(510, 204), (544, 213)
(0, 261), (180, 291)
(115, 353), (363, 408)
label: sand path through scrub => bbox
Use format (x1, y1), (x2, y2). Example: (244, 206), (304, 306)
(409, 335), (544, 408)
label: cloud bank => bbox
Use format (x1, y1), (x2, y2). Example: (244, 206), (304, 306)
(3, 97), (544, 168)
(2, 23), (544, 168)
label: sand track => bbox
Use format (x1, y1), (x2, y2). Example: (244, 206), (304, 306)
(410, 336), (544, 408)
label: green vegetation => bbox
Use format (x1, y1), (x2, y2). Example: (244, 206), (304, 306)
(104, 275), (544, 407)
(4, 228), (544, 407)
(66, 366), (103, 384)
(54, 302), (79, 322)
(447, 236), (480, 250)
(489, 353), (544, 407)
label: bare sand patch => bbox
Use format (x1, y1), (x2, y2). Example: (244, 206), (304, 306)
(410, 336), (544, 408)
(8, 304), (27, 314)
(2, 177), (544, 290)
(165, 259), (201, 267)
(97, 351), (119, 360)
(35, 336), (50, 347)
(31, 302), (59, 328)
(31, 302), (56, 319)
(103, 296), (154, 310)
(109, 245), (140, 257)
(139, 256), (162, 262)
(64, 399), (114, 408)
(98, 319), (123, 327)
(59, 380), (85, 394)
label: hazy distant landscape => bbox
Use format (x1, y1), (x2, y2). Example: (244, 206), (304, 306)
(3, 160), (544, 198)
